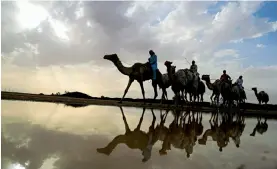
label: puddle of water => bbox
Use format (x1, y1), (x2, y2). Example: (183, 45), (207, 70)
(2, 100), (277, 169)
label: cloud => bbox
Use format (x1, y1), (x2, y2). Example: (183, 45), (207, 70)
(1, 1), (277, 104)
(256, 44), (266, 48)
(214, 49), (239, 58)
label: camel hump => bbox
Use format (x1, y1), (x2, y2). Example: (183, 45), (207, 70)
(260, 91), (266, 95)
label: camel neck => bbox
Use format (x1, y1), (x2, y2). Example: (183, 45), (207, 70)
(253, 90), (259, 98)
(167, 67), (175, 82)
(113, 59), (132, 76)
(205, 80), (214, 90)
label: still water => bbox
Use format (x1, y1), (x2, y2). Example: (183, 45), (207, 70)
(1, 100), (277, 169)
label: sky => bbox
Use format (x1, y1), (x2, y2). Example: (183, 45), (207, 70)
(1, 1), (277, 104)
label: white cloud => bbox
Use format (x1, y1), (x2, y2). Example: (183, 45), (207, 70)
(1, 1), (277, 104)
(256, 44), (266, 48)
(214, 49), (239, 58)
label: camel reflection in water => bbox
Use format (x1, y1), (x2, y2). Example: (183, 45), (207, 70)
(198, 109), (246, 152)
(97, 106), (169, 162)
(97, 107), (265, 162)
(250, 116), (268, 137)
(97, 107), (205, 160)
(2, 107), (272, 168)
(159, 108), (204, 158)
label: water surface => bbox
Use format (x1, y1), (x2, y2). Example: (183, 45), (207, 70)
(2, 100), (277, 169)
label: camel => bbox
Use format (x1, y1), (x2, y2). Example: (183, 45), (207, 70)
(201, 75), (221, 104)
(251, 87), (269, 105)
(220, 80), (233, 106)
(160, 71), (174, 103)
(209, 109), (245, 149)
(104, 54), (168, 103)
(229, 82), (248, 106)
(184, 79), (205, 102)
(184, 110), (204, 152)
(180, 74), (200, 103)
(164, 61), (199, 104)
(159, 110), (199, 158)
(250, 116), (268, 137)
(198, 112), (229, 152)
(96, 107), (168, 162)
(224, 112), (246, 148)
(230, 84), (241, 106)
(164, 61), (182, 105)
(232, 82), (247, 104)
(97, 107), (152, 158)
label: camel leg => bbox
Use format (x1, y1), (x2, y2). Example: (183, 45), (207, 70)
(210, 93), (214, 104)
(119, 107), (131, 134)
(250, 127), (257, 137)
(184, 91), (188, 102)
(160, 88), (167, 104)
(150, 109), (156, 129)
(181, 90), (185, 101)
(165, 90), (168, 100)
(139, 81), (146, 104)
(152, 81), (158, 100)
(160, 90), (165, 104)
(135, 108), (146, 131)
(120, 78), (134, 103)
(164, 89), (168, 100)
(162, 110), (169, 123)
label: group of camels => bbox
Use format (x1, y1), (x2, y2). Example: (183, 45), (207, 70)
(97, 107), (267, 162)
(103, 54), (269, 106)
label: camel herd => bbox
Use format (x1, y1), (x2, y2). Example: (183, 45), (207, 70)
(103, 54), (270, 106)
(97, 107), (268, 162)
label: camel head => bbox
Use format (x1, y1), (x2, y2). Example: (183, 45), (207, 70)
(103, 54), (119, 63)
(251, 87), (257, 91)
(201, 74), (210, 81)
(164, 61), (173, 67)
(164, 61), (175, 74)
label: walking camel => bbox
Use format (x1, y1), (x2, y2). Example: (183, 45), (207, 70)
(164, 61), (199, 105)
(184, 80), (205, 102)
(201, 75), (221, 104)
(104, 54), (169, 103)
(251, 87), (269, 105)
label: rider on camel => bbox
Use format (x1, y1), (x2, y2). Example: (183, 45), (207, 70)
(148, 50), (158, 84)
(220, 70), (231, 85)
(236, 75), (244, 91)
(190, 60), (198, 81)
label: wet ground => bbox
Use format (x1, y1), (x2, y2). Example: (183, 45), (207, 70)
(2, 100), (277, 169)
